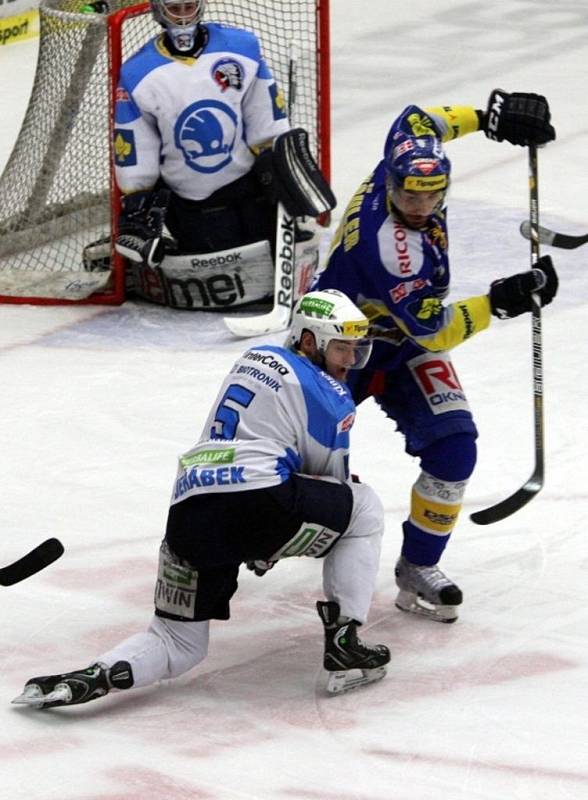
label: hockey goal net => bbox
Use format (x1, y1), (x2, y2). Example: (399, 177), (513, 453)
(0, 0), (330, 305)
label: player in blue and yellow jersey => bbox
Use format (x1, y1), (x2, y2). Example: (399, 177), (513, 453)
(315, 90), (559, 622)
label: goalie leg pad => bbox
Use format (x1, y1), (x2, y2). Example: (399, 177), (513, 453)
(272, 128), (336, 217)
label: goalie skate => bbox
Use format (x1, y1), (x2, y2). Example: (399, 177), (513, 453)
(12, 661), (133, 709)
(317, 601), (390, 694)
(394, 556), (462, 623)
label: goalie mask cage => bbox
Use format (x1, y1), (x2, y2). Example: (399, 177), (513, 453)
(0, 0), (331, 306)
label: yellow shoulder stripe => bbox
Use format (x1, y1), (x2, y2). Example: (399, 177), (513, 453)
(392, 294), (491, 351)
(425, 106), (481, 142)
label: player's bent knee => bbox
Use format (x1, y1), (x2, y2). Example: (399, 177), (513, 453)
(346, 482), (385, 540)
(148, 615), (210, 679)
(419, 432), (477, 482)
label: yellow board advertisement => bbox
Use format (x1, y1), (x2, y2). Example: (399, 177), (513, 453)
(0, 8), (39, 45)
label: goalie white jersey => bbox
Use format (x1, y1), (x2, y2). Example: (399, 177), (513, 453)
(171, 346), (356, 504)
(114, 24), (290, 200)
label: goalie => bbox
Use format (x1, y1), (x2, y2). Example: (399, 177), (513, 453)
(97, 0), (335, 311)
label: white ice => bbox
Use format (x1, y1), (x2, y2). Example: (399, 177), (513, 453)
(1, 2), (587, 799)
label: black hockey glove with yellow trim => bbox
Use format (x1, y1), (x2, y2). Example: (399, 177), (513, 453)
(482, 89), (555, 146)
(489, 255), (558, 319)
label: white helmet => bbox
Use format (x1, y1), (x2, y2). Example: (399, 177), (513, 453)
(288, 289), (372, 369)
(151, 0), (206, 51)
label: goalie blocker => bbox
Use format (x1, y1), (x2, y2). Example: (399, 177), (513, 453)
(85, 128), (333, 312)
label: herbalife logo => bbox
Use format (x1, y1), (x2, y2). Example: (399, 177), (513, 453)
(180, 448), (235, 468)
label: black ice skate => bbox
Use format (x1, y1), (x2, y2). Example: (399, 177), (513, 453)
(12, 661), (133, 709)
(316, 601), (390, 694)
(394, 556), (463, 623)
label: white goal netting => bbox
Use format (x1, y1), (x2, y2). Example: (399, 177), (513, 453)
(0, 0), (329, 302)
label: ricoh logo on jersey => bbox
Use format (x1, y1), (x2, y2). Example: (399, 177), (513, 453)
(409, 353), (470, 415)
(175, 99), (238, 173)
(393, 220), (413, 274)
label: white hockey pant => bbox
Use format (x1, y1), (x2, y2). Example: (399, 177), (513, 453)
(97, 615), (209, 689)
(322, 481), (384, 625)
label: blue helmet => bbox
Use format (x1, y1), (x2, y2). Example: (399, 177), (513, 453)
(384, 133), (451, 194)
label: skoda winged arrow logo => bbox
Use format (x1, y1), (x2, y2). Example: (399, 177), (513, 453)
(175, 99), (238, 173)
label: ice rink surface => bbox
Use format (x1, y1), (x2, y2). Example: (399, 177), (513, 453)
(1, 1), (587, 798)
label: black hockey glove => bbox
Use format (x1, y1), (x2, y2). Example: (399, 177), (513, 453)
(115, 189), (170, 268)
(482, 89), (555, 146)
(489, 255), (558, 319)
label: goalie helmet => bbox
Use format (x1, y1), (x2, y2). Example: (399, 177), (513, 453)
(288, 289), (372, 370)
(151, 0), (206, 51)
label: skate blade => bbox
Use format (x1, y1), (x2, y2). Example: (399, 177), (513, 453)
(325, 666), (387, 695)
(12, 683), (71, 708)
(395, 590), (458, 623)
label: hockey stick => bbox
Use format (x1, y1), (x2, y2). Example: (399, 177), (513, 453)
(223, 205), (296, 337)
(224, 43), (300, 338)
(471, 145), (544, 525)
(0, 538), (64, 587)
(520, 220), (588, 250)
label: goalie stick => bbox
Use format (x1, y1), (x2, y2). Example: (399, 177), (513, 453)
(0, 538), (64, 586)
(520, 220), (588, 250)
(224, 42), (302, 339)
(471, 144), (544, 525)
(224, 204), (297, 337)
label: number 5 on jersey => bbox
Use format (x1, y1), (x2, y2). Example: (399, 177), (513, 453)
(211, 384), (255, 440)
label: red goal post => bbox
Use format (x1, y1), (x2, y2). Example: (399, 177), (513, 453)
(0, 0), (331, 306)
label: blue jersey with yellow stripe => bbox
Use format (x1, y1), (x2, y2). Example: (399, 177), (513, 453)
(315, 104), (492, 371)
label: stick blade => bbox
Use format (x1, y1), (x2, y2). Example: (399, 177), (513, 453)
(0, 538), (64, 586)
(470, 480), (542, 526)
(224, 307), (291, 338)
(519, 220), (588, 250)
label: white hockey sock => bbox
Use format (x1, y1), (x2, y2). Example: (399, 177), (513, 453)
(97, 615), (209, 688)
(322, 482), (384, 624)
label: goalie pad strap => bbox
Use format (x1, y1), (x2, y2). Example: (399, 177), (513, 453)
(273, 128), (336, 217)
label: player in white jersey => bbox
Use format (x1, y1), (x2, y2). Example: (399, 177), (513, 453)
(13, 290), (391, 708)
(104, 0), (335, 310)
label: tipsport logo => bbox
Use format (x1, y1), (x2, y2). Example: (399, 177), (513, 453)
(175, 100), (238, 173)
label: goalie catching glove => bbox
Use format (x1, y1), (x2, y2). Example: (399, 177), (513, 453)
(481, 89), (555, 147)
(254, 128), (336, 218)
(115, 189), (170, 268)
(489, 255), (558, 319)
